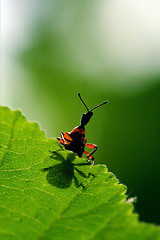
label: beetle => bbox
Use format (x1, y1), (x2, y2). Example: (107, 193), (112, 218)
(57, 93), (108, 165)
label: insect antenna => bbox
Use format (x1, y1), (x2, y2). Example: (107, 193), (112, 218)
(78, 93), (89, 111)
(91, 101), (108, 111)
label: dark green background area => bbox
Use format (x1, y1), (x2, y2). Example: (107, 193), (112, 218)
(6, 2), (160, 225)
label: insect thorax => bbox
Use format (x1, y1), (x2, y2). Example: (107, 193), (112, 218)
(66, 126), (85, 157)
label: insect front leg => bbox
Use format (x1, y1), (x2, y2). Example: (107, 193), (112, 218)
(85, 143), (98, 156)
(84, 150), (95, 165)
(84, 143), (98, 165)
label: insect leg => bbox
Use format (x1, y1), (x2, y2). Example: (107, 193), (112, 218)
(63, 132), (72, 141)
(84, 150), (95, 165)
(85, 143), (98, 157)
(57, 137), (64, 145)
(61, 132), (72, 145)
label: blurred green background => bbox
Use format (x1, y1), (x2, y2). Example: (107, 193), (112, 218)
(1, 0), (160, 224)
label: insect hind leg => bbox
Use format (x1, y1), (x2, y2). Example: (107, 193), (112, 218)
(57, 137), (64, 145)
(57, 131), (72, 146)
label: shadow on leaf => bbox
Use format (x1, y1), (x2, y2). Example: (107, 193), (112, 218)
(42, 151), (94, 189)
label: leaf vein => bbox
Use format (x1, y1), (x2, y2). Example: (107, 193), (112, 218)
(0, 113), (21, 166)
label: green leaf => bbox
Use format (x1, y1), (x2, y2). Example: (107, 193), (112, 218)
(0, 106), (160, 240)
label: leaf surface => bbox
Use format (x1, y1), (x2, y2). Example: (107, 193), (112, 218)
(0, 106), (159, 240)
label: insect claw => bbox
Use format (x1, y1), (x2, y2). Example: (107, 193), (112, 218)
(86, 159), (95, 165)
